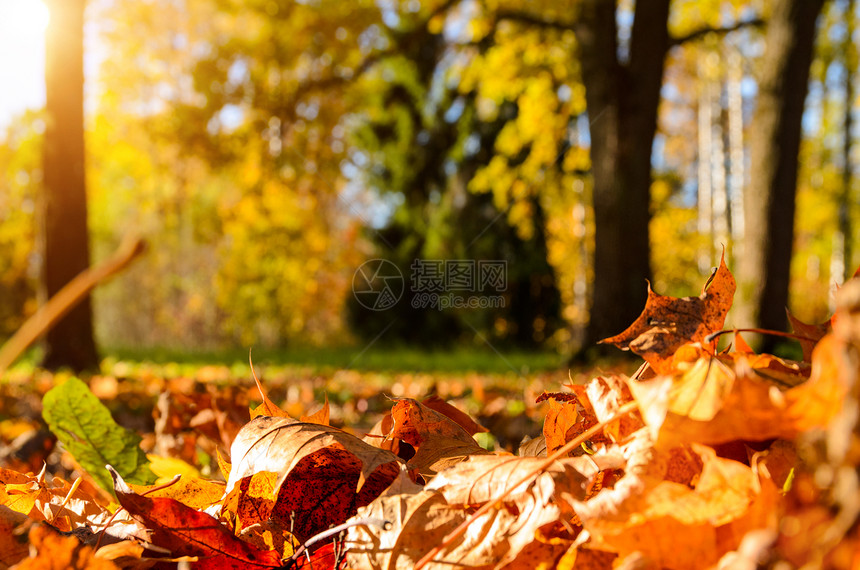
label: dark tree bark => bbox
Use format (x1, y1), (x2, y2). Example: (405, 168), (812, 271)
(737, 0), (825, 352)
(573, 0), (671, 353)
(840, 0), (856, 281)
(41, 0), (99, 371)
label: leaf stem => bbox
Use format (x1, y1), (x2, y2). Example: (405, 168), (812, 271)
(704, 327), (818, 344)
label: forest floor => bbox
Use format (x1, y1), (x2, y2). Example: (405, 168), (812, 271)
(0, 347), (636, 480)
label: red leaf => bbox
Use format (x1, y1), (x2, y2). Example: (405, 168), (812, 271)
(108, 467), (282, 569)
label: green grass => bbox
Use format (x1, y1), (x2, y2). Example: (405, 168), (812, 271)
(102, 344), (566, 374)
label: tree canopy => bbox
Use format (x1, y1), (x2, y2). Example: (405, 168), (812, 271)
(0, 0), (855, 358)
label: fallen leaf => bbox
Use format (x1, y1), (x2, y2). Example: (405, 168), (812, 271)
(109, 466), (282, 569)
(387, 398), (489, 478)
(420, 396), (488, 435)
(12, 525), (119, 569)
(300, 394), (330, 425)
(787, 309), (830, 362)
(542, 398), (580, 455)
(225, 416), (401, 499)
(129, 475), (225, 511)
(600, 252), (735, 374)
(0, 504), (28, 568)
(345, 454), (602, 569)
(575, 442), (779, 570)
(42, 378), (155, 492)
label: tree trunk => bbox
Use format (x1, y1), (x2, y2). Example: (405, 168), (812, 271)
(574, 0), (670, 354)
(41, 0), (99, 371)
(737, 0), (825, 353)
(839, 0), (856, 281)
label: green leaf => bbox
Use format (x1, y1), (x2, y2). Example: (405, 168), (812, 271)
(42, 377), (155, 492)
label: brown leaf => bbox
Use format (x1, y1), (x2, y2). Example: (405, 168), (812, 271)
(387, 399), (489, 478)
(0, 504), (28, 568)
(421, 395), (488, 435)
(575, 443), (779, 570)
(12, 525), (118, 569)
(1, 468), (115, 536)
(225, 416), (401, 500)
(787, 309), (830, 362)
(109, 467), (282, 569)
(600, 252), (735, 374)
(517, 435), (547, 458)
(583, 376), (643, 442)
(345, 454), (602, 569)
(426, 454), (602, 507)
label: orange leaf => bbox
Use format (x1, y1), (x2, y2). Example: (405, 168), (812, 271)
(600, 252), (735, 374)
(420, 395), (488, 435)
(576, 443), (779, 570)
(300, 394), (330, 425)
(787, 309), (830, 362)
(387, 398), (489, 478)
(13, 525), (119, 570)
(734, 332), (755, 355)
(248, 355), (290, 420)
(543, 398), (580, 455)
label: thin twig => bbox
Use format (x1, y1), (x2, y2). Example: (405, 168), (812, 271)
(286, 517), (390, 568)
(704, 327), (818, 345)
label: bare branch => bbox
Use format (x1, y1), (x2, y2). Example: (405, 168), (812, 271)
(670, 17), (764, 48)
(495, 10), (578, 32)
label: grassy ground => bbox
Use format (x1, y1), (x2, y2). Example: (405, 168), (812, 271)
(0, 344), (640, 453)
(99, 345), (568, 374)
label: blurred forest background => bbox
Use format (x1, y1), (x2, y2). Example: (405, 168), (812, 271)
(0, 0), (857, 370)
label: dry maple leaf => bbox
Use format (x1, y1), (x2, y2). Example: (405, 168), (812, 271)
(222, 415), (402, 542)
(571, 435), (779, 570)
(386, 398), (489, 478)
(420, 395), (489, 436)
(787, 309), (830, 362)
(0, 466), (126, 539)
(345, 454), (608, 569)
(600, 252), (736, 374)
(543, 398), (580, 455)
(129, 473), (225, 511)
(12, 524), (119, 570)
(109, 466), (283, 569)
(224, 447), (400, 543)
(626, 345), (818, 449)
(225, 416), (402, 499)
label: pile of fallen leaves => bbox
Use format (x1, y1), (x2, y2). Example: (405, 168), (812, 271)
(2, 255), (860, 569)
